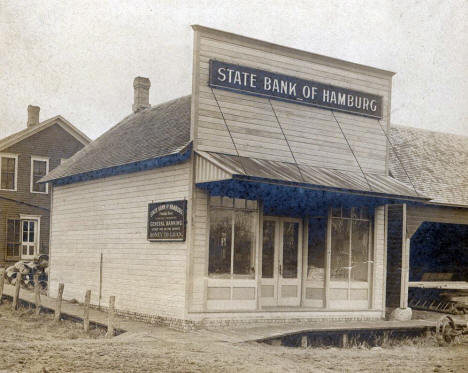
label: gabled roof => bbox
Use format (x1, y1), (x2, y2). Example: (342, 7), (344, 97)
(42, 95), (192, 183)
(389, 125), (468, 207)
(0, 115), (91, 152)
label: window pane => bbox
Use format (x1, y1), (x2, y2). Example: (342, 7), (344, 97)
(351, 220), (370, 282)
(262, 221), (275, 278)
(208, 209), (232, 276)
(210, 196), (222, 207)
(234, 199), (246, 209)
(307, 217), (326, 281)
(22, 221), (28, 242)
(222, 197), (233, 208)
(7, 219), (15, 240)
(14, 220), (20, 241)
(246, 200), (258, 210)
(330, 218), (351, 281)
(1, 157), (15, 189)
(33, 160), (47, 192)
(233, 211), (255, 277)
(282, 222), (299, 278)
(22, 245), (28, 255)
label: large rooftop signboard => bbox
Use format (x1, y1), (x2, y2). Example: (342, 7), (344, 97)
(209, 60), (383, 119)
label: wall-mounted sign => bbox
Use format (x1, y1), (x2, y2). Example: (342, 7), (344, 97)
(147, 200), (187, 241)
(209, 60), (383, 119)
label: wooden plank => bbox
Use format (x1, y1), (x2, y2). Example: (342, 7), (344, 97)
(408, 281), (468, 290)
(106, 296), (115, 338)
(54, 283), (64, 322)
(34, 273), (41, 315)
(0, 268), (4, 305)
(12, 273), (21, 310)
(83, 289), (91, 332)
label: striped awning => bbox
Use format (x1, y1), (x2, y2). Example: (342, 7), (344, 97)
(195, 151), (430, 201)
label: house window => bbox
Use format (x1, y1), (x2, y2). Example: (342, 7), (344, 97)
(6, 219), (21, 258)
(0, 154), (17, 191)
(208, 197), (258, 279)
(31, 157), (49, 193)
(330, 207), (371, 283)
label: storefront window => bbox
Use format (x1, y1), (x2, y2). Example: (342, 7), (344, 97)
(330, 207), (371, 283)
(307, 217), (326, 281)
(208, 197), (257, 278)
(351, 220), (370, 282)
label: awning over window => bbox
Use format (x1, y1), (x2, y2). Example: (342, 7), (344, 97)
(195, 151), (430, 202)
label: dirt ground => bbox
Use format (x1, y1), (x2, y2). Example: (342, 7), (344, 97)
(0, 302), (467, 373)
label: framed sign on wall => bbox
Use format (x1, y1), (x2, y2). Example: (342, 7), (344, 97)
(147, 200), (187, 241)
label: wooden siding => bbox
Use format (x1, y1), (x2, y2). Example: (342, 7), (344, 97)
(0, 123), (86, 261)
(49, 162), (191, 319)
(407, 205), (468, 237)
(192, 28), (392, 175)
(188, 188), (209, 312)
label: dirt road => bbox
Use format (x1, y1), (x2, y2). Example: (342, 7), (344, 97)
(0, 303), (466, 373)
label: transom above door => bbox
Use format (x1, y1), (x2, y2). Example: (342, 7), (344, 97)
(260, 217), (302, 307)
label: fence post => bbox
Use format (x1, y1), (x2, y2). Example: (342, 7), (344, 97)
(34, 273), (41, 315)
(83, 290), (91, 332)
(0, 268), (4, 305)
(12, 273), (21, 310)
(106, 296), (115, 338)
(54, 283), (64, 322)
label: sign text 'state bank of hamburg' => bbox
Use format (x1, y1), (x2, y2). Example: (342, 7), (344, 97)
(209, 60), (383, 119)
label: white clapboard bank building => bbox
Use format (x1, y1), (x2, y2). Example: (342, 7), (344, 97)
(41, 26), (468, 328)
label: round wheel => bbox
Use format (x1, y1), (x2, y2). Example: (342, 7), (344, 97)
(436, 315), (457, 346)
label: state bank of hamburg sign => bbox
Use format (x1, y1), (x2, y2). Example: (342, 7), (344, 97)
(209, 60), (383, 119)
(147, 200), (187, 241)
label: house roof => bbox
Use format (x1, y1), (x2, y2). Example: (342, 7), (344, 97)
(389, 125), (468, 207)
(0, 115), (91, 152)
(42, 95), (192, 183)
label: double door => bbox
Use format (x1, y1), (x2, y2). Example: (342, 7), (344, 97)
(260, 217), (302, 307)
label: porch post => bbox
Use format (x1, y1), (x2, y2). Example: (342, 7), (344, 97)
(399, 204), (408, 309)
(400, 237), (410, 309)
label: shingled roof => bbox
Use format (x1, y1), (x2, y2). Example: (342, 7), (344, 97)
(42, 95), (191, 183)
(389, 125), (468, 207)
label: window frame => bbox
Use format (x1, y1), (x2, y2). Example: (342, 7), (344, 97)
(30, 156), (49, 194)
(0, 153), (18, 191)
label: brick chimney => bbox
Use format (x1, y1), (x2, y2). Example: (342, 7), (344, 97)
(27, 105), (40, 127)
(132, 77), (151, 113)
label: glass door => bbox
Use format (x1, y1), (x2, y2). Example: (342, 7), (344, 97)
(260, 217), (302, 307)
(278, 219), (302, 306)
(21, 219), (37, 259)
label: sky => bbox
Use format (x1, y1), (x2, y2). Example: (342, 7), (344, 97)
(1, 0), (467, 140)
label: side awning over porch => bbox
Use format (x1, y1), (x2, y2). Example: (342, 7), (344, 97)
(195, 150), (430, 205)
